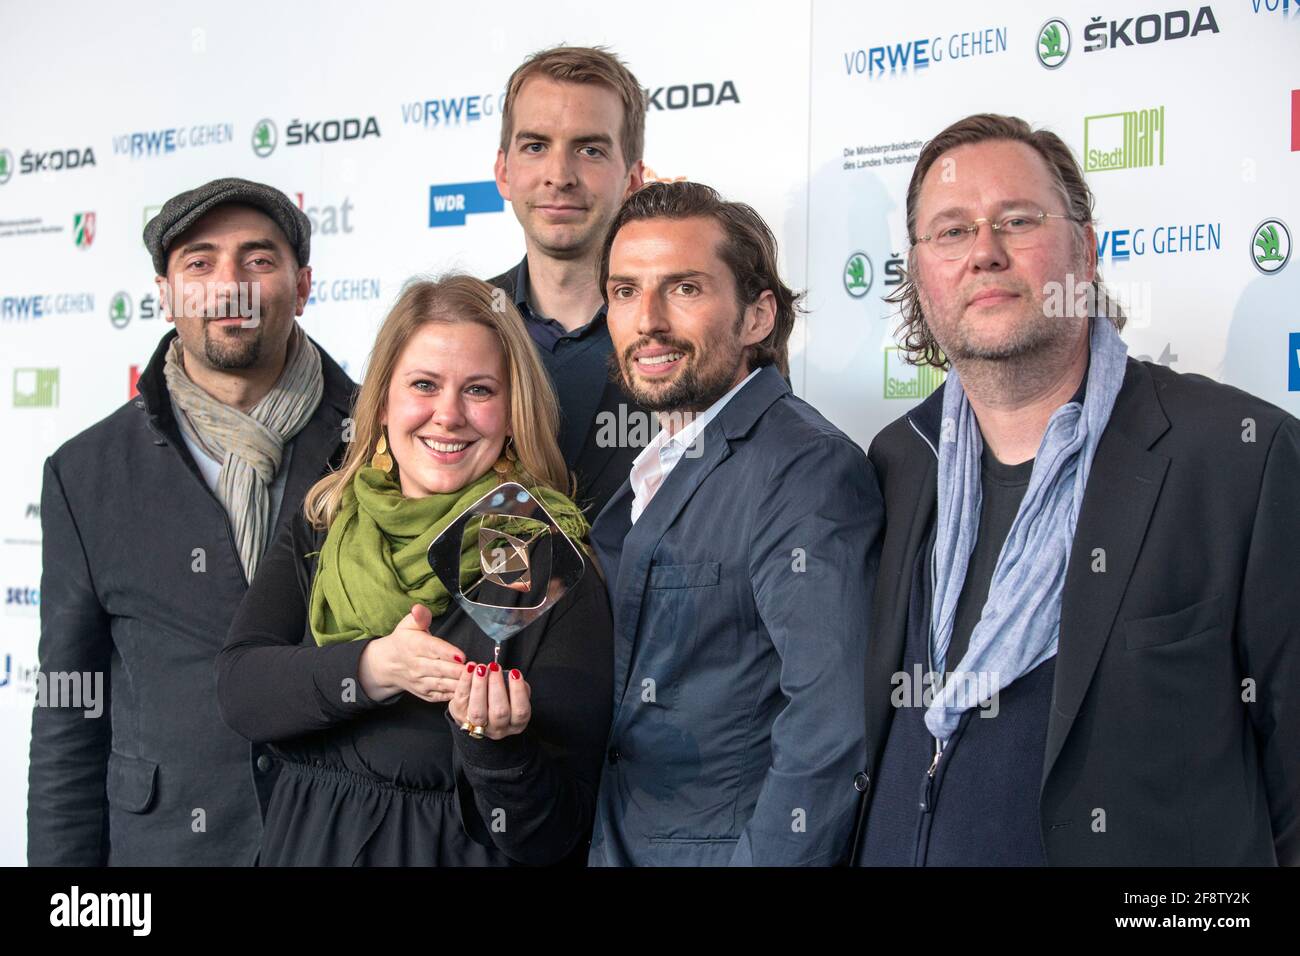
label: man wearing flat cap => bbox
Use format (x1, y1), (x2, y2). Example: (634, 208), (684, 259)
(28, 179), (356, 866)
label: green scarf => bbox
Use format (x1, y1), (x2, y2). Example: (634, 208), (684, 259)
(309, 465), (590, 646)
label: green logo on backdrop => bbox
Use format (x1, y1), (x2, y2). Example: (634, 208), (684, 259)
(844, 252), (873, 298)
(252, 119), (277, 157)
(14, 368), (59, 408)
(1252, 219), (1291, 275)
(1037, 19), (1070, 68)
(110, 292), (133, 328)
(1084, 107), (1165, 172)
(883, 348), (945, 400)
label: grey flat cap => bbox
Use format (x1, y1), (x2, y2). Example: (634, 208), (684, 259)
(143, 177), (311, 275)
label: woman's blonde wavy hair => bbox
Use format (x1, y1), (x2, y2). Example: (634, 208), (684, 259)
(304, 274), (572, 531)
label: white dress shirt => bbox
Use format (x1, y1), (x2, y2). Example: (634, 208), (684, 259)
(628, 366), (761, 524)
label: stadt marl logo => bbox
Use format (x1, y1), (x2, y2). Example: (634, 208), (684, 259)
(13, 368), (59, 408)
(844, 252), (873, 298)
(0, 148), (12, 185)
(1252, 218), (1291, 275)
(252, 119), (277, 157)
(1037, 18), (1071, 68)
(1084, 106), (1165, 172)
(73, 212), (95, 249)
(883, 348), (945, 400)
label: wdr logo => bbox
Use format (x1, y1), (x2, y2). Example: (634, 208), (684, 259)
(428, 181), (504, 228)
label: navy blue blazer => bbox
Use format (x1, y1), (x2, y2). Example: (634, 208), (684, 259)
(587, 365), (883, 865)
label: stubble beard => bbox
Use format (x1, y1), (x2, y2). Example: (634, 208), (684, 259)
(920, 254), (1092, 399)
(920, 251), (1092, 366)
(613, 313), (747, 414)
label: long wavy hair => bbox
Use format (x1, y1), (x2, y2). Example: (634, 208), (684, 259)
(888, 113), (1126, 369)
(304, 275), (571, 530)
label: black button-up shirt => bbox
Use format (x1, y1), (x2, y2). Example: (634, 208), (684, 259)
(511, 257), (608, 353)
(510, 257), (619, 467)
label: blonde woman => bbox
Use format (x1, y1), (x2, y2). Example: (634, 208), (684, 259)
(216, 276), (613, 866)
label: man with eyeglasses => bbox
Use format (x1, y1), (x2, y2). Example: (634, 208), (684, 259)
(849, 113), (1299, 866)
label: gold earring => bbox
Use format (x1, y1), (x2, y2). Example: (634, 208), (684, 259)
(492, 437), (516, 477)
(371, 430), (393, 474)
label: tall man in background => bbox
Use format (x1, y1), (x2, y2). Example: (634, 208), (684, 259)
(28, 179), (355, 865)
(490, 45), (650, 518)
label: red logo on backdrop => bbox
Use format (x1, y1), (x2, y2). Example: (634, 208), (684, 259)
(1292, 90), (1299, 152)
(129, 365), (141, 398)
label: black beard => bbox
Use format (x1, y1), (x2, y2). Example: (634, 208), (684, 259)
(612, 339), (745, 414)
(203, 322), (263, 370)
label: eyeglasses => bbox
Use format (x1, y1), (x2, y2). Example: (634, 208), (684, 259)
(915, 210), (1080, 261)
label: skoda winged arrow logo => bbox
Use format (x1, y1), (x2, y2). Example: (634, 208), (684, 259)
(0, 148), (12, 185)
(252, 119), (277, 157)
(110, 292), (132, 328)
(1252, 218), (1291, 275)
(844, 252), (873, 298)
(1037, 18), (1071, 69)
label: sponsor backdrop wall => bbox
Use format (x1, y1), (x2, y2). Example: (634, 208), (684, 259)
(0, 0), (1295, 864)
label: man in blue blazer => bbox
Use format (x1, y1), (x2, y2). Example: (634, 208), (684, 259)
(587, 182), (882, 865)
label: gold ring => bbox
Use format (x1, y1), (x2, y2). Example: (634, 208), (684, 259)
(460, 720), (485, 739)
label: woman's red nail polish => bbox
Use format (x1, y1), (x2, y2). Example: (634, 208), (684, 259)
(453, 655), (464, 663)
(510, 669), (522, 681)
(465, 663), (475, 673)
(489, 662), (501, 673)
(476, 665), (487, 677)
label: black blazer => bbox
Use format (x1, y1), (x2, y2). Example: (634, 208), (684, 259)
(589, 366), (882, 865)
(488, 260), (647, 520)
(853, 358), (1300, 865)
(28, 328), (355, 866)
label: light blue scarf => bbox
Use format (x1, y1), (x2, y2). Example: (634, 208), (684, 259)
(925, 316), (1129, 742)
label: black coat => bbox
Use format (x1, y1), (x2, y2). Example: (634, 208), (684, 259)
(27, 328), (355, 866)
(214, 506), (614, 866)
(851, 358), (1300, 865)
(488, 261), (646, 520)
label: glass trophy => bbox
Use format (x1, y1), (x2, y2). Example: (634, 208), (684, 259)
(426, 481), (585, 663)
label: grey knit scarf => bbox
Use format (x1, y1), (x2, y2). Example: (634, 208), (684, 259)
(163, 324), (323, 581)
(925, 316), (1128, 742)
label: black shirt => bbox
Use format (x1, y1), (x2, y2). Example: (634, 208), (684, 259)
(502, 257), (645, 518)
(511, 257), (615, 446)
(944, 375), (1088, 672)
(946, 449), (1034, 670)
(215, 509), (614, 866)
(511, 257), (608, 354)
